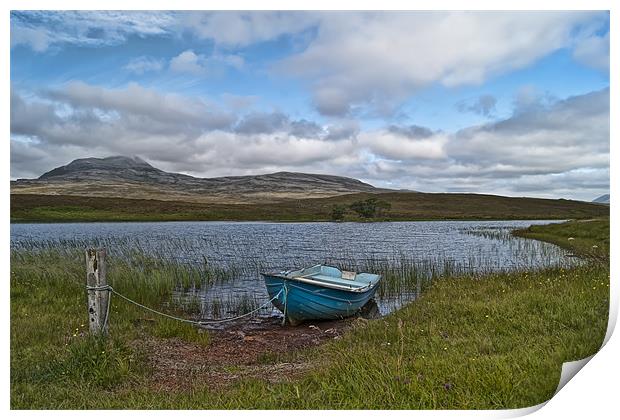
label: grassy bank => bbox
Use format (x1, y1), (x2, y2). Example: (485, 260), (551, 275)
(514, 218), (609, 259)
(10, 249), (210, 408)
(10, 220), (609, 409)
(11, 192), (609, 223)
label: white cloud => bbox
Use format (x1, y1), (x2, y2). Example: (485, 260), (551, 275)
(193, 131), (358, 170)
(448, 88), (609, 174)
(170, 50), (205, 75)
(10, 10), (314, 52)
(10, 25), (50, 52)
(359, 130), (448, 161)
(11, 11), (176, 51)
(46, 81), (234, 130)
(181, 11), (319, 48)
(279, 11), (608, 116)
(123, 56), (165, 74)
(216, 53), (244, 70)
(573, 32), (610, 72)
(169, 50), (245, 75)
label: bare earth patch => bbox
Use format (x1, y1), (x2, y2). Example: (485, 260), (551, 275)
(135, 318), (353, 391)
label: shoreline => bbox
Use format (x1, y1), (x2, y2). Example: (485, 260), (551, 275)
(10, 217), (571, 225)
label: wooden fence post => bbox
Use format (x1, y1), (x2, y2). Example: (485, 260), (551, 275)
(86, 248), (109, 336)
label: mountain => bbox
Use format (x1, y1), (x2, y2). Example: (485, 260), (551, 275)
(11, 156), (383, 203)
(592, 194), (610, 204)
(38, 156), (157, 180)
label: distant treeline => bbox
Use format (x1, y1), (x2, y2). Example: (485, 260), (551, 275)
(332, 198), (392, 220)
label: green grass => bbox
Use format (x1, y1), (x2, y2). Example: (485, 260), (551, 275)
(11, 192), (609, 223)
(514, 218), (609, 259)
(10, 249), (210, 408)
(10, 220), (610, 409)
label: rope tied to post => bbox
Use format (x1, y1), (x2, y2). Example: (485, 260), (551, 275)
(86, 284), (282, 326)
(86, 285), (113, 292)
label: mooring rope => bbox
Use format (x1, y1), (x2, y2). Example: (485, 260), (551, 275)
(86, 285), (282, 326)
(282, 281), (289, 326)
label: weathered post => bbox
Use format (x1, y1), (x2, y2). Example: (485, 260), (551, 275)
(86, 248), (110, 336)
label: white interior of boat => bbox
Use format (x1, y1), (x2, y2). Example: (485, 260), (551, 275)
(284, 264), (380, 292)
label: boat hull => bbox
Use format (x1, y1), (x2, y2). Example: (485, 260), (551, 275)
(263, 274), (380, 325)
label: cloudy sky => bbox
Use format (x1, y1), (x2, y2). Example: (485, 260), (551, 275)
(10, 11), (610, 200)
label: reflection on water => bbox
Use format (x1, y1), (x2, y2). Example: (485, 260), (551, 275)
(11, 220), (571, 321)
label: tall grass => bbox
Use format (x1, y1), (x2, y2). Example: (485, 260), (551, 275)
(514, 218), (609, 261)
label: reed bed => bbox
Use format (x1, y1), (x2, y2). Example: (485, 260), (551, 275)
(10, 224), (574, 321)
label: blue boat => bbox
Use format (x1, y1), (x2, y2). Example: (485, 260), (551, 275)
(261, 264), (382, 325)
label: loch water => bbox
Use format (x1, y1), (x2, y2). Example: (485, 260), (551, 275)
(11, 220), (572, 321)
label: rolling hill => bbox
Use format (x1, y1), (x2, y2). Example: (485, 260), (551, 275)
(592, 194), (610, 204)
(11, 156), (382, 203)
